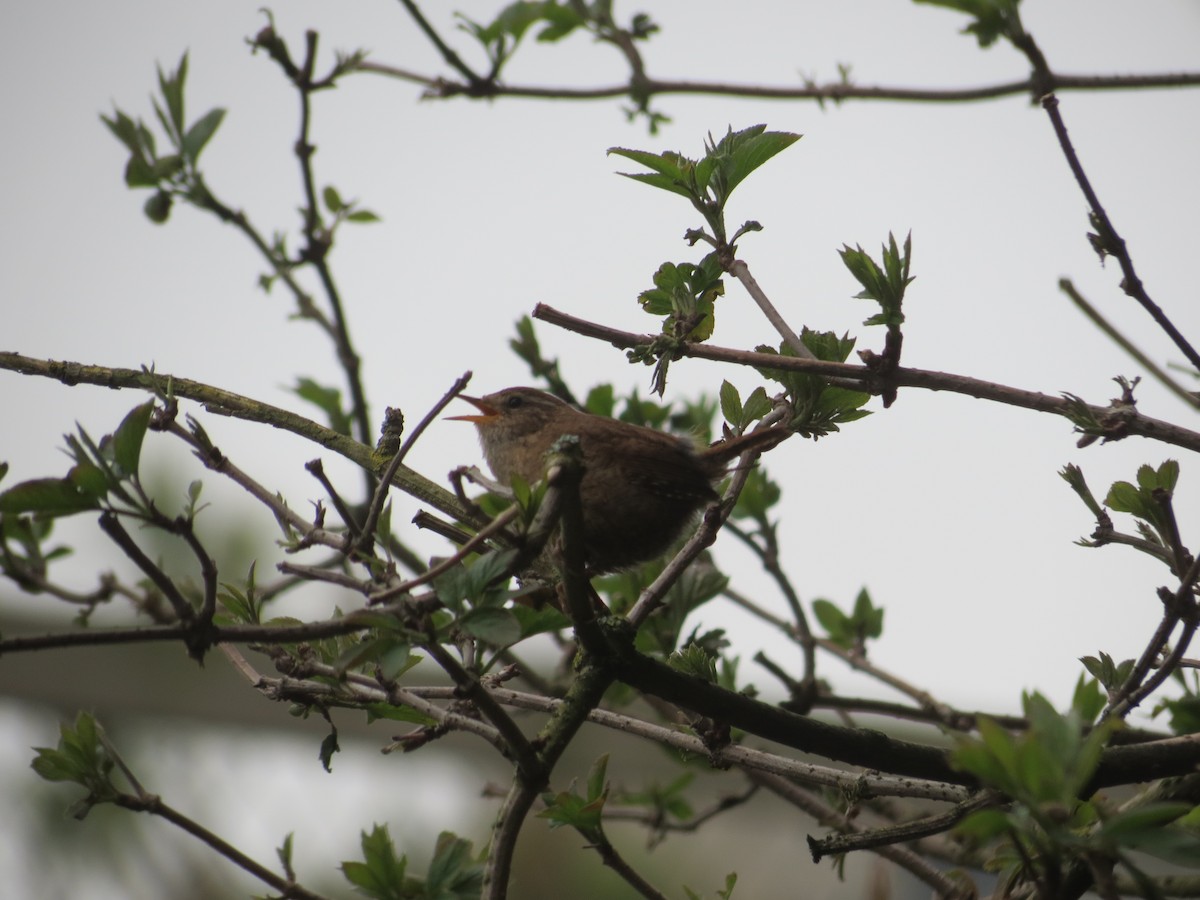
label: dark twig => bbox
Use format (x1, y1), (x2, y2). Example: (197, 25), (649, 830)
(359, 373), (472, 554)
(751, 770), (972, 899)
(357, 61), (1200, 104)
(808, 789), (1003, 860)
(395, 0), (486, 89)
(368, 505), (520, 604)
(94, 726), (330, 900)
(725, 522), (818, 708)
(305, 459), (361, 541)
(97, 512), (194, 625)
(291, 31), (375, 467)
(585, 832), (668, 900)
(1039, 94), (1200, 372)
(168, 419), (345, 550)
(422, 642), (543, 784)
(1105, 559), (1200, 722)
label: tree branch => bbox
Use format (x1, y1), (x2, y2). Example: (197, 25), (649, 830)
(531, 305), (1200, 453)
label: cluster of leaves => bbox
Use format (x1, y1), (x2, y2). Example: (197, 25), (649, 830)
(637, 255), (725, 345)
(101, 54), (225, 223)
(457, 2), (663, 126)
(953, 692), (1200, 893)
(341, 825), (484, 900)
(611, 125), (801, 390)
(1062, 460), (1190, 576)
(811, 589), (884, 653)
(30, 713), (118, 820)
(839, 231), (911, 333)
(610, 125), (800, 248)
(754, 331), (871, 439)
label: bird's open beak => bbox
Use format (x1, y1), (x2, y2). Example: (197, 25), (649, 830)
(445, 394), (499, 424)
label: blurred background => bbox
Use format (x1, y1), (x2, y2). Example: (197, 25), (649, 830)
(2, 1), (1198, 896)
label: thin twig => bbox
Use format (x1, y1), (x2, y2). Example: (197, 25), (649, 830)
(808, 789), (1003, 859)
(750, 770), (973, 899)
(97, 511), (194, 625)
(422, 642), (543, 785)
(727, 259), (814, 360)
(359, 372), (472, 554)
(368, 504), (520, 604)
(356, 61), (1200, 103)
(292, 30), (374, 460)
(1059, 279), (1200, 410)
(96, 724), (330, 900)
(1039, 94), (1200, 372)
(168, 420), (345, 550)
(395, 0), (484, 87)
(276, 562), (370, 592)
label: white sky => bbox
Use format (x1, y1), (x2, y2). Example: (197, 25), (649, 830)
(2, 1), (1199, 895)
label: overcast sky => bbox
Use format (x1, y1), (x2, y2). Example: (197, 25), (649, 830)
(2, 1), (1199, 895)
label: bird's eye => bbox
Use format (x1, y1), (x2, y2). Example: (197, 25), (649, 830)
(504, 395), (524, 410)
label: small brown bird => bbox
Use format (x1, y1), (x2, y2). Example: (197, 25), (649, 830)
(449, 387), (785, 572)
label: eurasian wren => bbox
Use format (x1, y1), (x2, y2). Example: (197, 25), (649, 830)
(450, 387), (785, 572)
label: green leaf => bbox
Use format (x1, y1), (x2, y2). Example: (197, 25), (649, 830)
(181, 107), (225, 163)
(712, 125), (802, 198)
(323, 185), (344, 213)
(1098, 803), (1192, 841)
(741, 387), (772, 424)
(101, 109), (142, 154)
(0, 477), (102, 516)
(363, 702), (438, 727)
(839, 232), (912, 328)
(585, 383), (615, 417)
(346, 209), (381, 223)
(425, 831), (484, 896)
(460, 607), (522, 647)
(160, 53), (188, 138)
(955, 807), (1013, 843)
(608, 148), (696, 200)
(1118, 825), (1200, 868)
(1105, 482), (1145, 515)
(1157, 693), (1200, 734)
(719, 380), (742, 425)
(112, 401), (154, 478)
(69, 463), (110, 500)
(277, 833), (295, 872)
(811, 598), (850, 645)
(668, 643), (719, 682)
(292, 377), (352, 436)
(341, 824), (409, 898)
(30, 712), (117, 816)
(538, 790), (606, 833)
(1070, 672), (1105, 724)
(509, 603), (571, 638)
(586, 754), (610, 803)
(731, 466), (781, 522)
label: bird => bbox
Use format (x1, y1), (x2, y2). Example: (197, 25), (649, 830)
(449, 387), (785, 572)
